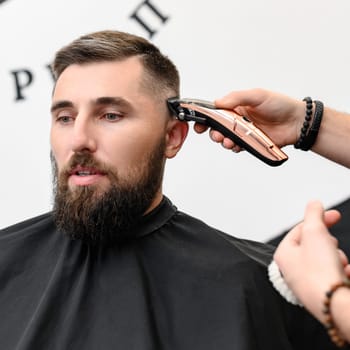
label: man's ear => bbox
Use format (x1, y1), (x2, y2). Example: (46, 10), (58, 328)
(165, 119), (189, 159)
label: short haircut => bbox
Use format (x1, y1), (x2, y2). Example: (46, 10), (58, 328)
(51, 30), (180, 99)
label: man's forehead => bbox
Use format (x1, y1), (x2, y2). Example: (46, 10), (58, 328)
(52, 59), (147, 103)
(57, 57), (144, 80)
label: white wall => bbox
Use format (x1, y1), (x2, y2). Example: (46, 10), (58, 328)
(1, 0), (349, 241)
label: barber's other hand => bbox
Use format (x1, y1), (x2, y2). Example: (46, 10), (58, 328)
(274, 201), (347, 322)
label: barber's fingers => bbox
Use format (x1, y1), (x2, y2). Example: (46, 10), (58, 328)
(193, 123), (208, 134)
(209, 129), (224, 143)
(302, 202), (343, 250)
(215, 89), (266, 110)
(279, 202), (334, 249)
(344, 264), (350, 277)
(302, 201), (332, 238)
(339, 249), (349, 267)
(222, 138), (236, 150)
(209, 130), (243, 152)
(303, 202), (341, 228)
(303, 200), (325, 224)
(193, 124), (243, 152)
(324, 209), (342, 228)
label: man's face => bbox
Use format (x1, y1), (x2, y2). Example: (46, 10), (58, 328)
(50, 57), (187, 242)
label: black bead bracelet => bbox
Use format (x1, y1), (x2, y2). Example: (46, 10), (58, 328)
(294, 97), (313, 150)
(294, 97), (324, 151)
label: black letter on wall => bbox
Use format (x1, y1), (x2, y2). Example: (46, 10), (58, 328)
(10, 69), (34, 101)
(46, 64), (56, 82)
(130, 0), (169, 38)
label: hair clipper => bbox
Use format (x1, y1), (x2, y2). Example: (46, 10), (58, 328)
(167, 98), (288, 167)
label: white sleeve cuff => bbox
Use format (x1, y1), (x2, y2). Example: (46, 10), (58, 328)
(268, 260), (303, 307)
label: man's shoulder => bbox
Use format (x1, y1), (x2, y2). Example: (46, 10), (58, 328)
(1, 212), (54, 237)
(168, 209), (274, 268)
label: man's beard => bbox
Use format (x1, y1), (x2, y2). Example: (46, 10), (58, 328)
(52, 139), (166, 244)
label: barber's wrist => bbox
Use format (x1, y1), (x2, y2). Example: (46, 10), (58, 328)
(323, 279), (350, 347)
(300, 272), (346, 322)
(331, 285), (350, 320)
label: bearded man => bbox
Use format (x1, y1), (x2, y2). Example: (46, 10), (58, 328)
(0, 30), (341, 350)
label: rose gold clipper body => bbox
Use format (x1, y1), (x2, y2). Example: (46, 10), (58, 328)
(167, 98), (288, 167)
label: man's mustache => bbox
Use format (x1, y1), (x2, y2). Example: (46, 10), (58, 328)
(60, 153), (114, 180)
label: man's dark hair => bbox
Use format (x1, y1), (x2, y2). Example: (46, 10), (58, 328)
(51, 30), (180, 99)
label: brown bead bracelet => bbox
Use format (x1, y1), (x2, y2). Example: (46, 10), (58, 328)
(323, 279), (350, 347)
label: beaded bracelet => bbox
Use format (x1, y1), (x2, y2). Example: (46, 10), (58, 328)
(299, 100), (324, 151)
(323, 279), (350, 347)
(294, 97), (313, 150)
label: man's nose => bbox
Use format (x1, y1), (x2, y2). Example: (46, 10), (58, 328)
(71, 117), (97, 153)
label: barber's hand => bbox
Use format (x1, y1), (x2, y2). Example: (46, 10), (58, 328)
(274, 201), (347, 322)
(194, 88), (305, 150)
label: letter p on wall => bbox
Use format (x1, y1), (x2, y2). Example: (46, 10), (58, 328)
(10, 69), (34, 101)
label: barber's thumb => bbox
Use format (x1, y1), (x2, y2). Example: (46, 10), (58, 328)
(304, 200), (325, 223)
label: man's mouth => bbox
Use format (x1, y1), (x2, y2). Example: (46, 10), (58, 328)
(74, 169), (98, 176)
(70, 166), (105, 175)
(68, 166), (107, 186)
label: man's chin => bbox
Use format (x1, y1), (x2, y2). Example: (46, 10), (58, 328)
(53, 183), (153, 244)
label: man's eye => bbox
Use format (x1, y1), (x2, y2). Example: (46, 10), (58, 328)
(57, 116), (73, 124)
(104, 113), (122, 122)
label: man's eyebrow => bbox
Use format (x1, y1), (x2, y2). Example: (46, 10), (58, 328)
(50, 97), (133, 114)
(94, 96), (132, 109)
(50, 100), (74, 114)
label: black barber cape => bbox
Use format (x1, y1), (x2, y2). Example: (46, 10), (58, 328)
(0, 197), (340, 350)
